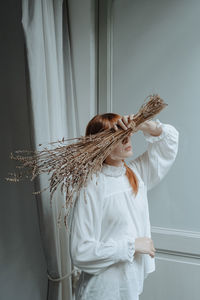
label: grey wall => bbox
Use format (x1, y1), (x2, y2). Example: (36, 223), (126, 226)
(98, 0), (200, 299)
(111, 0), (200, 231)
(0, 1), (47, 300)
(68, 0), (98, 135)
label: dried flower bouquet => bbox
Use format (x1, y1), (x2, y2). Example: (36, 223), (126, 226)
(6, 94), (167, 228)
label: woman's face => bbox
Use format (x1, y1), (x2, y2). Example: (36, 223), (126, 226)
(105, 134), (133, 162)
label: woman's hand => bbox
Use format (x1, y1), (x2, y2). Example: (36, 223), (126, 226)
(134, 237), (156, 258)
(112, 115), (162, 137)
(113, 114), (135, 131)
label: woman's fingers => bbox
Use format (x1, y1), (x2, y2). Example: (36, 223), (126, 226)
(113, 118), (127, 131)
(149, 249), (156, 258)
(151, 245), (156, 257)
(113, 124), (118, 131)
(129, 114), (135, 121)
(127, 114), (135, 128)
(113, 114), (135, 131)
(118, 118), (128, 130)
(148, 240), (156, 258)
(122, 115), (129, 125)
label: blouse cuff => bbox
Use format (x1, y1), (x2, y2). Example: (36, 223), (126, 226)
(143, 118), (166, 143)
(116, 237), (136, 263)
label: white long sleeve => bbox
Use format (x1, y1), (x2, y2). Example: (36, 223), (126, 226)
(128, 119), (179, 191)
(70, 121), (179, 298)
(70, 175), (136, 275)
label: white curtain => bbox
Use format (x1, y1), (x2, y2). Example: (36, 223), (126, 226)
(22, 0), (80, 299)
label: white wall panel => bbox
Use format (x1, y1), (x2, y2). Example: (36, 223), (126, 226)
(98, 0), (200, 298)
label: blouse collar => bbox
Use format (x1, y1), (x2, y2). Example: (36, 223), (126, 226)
(101, 162), (126, 177)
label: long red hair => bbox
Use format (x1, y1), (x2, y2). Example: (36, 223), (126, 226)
(85, 113), (139, 196)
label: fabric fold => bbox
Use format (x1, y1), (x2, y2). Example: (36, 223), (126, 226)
(70, 176), (137, 275)
(115, 237), (136, 263)
(128, 119), (179, 191)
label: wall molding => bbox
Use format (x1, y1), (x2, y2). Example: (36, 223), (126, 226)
(97, 0), (114, 113)
(152, 226), (200, 259)
(97, 0), (200, 262)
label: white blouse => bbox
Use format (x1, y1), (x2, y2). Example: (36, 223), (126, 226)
(69, 119), (179, 300)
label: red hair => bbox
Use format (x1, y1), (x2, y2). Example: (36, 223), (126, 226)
(85, 113), (139, 196)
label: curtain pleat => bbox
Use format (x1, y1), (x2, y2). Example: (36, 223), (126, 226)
(22, 1), (80, 299)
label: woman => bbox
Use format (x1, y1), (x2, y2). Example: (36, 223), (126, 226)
(69, 113), (179, 300)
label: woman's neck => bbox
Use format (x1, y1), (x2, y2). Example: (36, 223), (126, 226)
(104, 157), (123, 167)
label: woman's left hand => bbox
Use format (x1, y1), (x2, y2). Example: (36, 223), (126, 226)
(113, 114), (135, 131)
(113, 115), (162, 137)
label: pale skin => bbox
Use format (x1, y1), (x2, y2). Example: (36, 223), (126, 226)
(104, 114), (162, 259)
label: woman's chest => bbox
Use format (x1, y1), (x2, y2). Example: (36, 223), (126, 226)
(102, 176), (147, 228)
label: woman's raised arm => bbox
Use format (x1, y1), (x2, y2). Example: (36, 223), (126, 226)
(128, 119), (179, 191)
